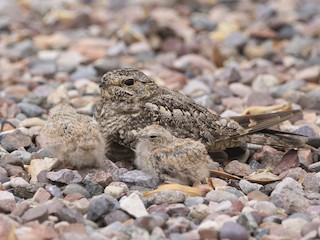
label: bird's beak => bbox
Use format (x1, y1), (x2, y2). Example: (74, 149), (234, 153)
(99, 81), (105, 88)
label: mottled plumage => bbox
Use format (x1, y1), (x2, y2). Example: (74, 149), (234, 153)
(40, 104), (105, 169)
(94, 68), (311, 161)
(135, 125), (212, 185)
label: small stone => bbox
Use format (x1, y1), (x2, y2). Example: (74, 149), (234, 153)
(56, 206), (84, 224)
(83, 179), (104, 197)
(17, 102), (45, 117)
(308, 162), (320, 172)
(134, 215), (161, 232)
(146, 190), (186, 205)
(252, 74), (280, 93)
(246, 92), (274, 106)
(13, 183), (44, 199)
(237, 211), (259, 233)
(229, 83), (252, 98)
(63, 184), (90, 199)
(302, 173), (320, 192)
(301, 222), (320, 237)
(29, 158), (59, 184)
(253, 201), (278, 217)
(83, 169), (112, 188)
(11, 201), (30, 217)
(167, 203), (190, 217)
(188, 204), (210, 222)
(21, 204), (48, 223)
(32, 187), (51, 203)
(239, 179), (263, 194)
(19, 117), (46, 128)
(206, 190), (238, 203)
(198, 220), (219, 240)
(104, 182), (129, 199)
(64, 193), (84, 202)
(120, 192), (148, 218)
(282, 218), (308, 234)
(2, 164), (29, 180)
(184, 196), (204, 207)
(296, 65), (320, 82)
(10, 177), (30, 188)
(104, 209), (131, 226)
(0, 214), (18, 239)
(45, 184), (63, 198)
(118, 170), (159, 188)
(0, 191), (16, 213)
(271, 178), (309, 214)
(87, 194), (119, 222)
(224, 161), (253, 177)
(0, 130), (31, 152)
(247, 191), (269, 201)
(46, 169), (82, 184)
(219, 221), (249, 240)
(2, 150), (32, 165)
(165, 217), (193, 235)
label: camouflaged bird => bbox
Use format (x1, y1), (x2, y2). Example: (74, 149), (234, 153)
(94, 68), (314, 161)
(40, 104), (105, 169)
(135, 125), (213, 185)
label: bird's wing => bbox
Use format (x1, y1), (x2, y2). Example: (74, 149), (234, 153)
(144, 91), (246, 142)
(229, 110), (301, 133)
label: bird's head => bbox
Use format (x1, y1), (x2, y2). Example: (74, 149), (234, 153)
(138, 124), (176, 148)
(99, 68), (158, 103)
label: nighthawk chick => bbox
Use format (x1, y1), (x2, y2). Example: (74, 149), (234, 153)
(95, 68), (311, 161)
(135, 125), (213, 185)
(39, 104), (105, 169)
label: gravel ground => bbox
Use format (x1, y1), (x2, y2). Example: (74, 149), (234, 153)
(0, 0), (320, 239)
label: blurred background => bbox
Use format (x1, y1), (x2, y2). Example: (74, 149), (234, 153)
(0, 0), (319, 120)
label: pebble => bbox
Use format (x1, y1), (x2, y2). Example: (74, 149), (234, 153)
(46, 169), (82, 184)
(87, 194), (119, 222)
(219, 221), (250, 240)
(271, 177), (309, 214)
(32, 187), (51, 203)
(253, 201), (278, 217)
(0, 129), (32, 152)
(184, 196), (204, 207)
(10, 177), (30, 188)
(198, 220), (219, 240)
(55, 206), (84, 224)
(0, 191), (16, 213)
(206, 190), (238, 203)
(120, 192), (149, 218)
(104, 182), (129, 199)
(104, 209), (131, 226)
(188, 204), (210, 222)
(28, 158), (59, 184)
(224, 161), (253, 177)
(17, 102), (45, 117)
(252, 74), (280, 93)
(146, 190), (186, 205)
(118, 170), (159, 188)
(239, 179), (263, 194)
(21, 204), (48, 223)
(63, 184), (90, 199)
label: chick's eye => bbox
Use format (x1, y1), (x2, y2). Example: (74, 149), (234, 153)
(123, 79), (135, 86)
(149, 135), (157, 139)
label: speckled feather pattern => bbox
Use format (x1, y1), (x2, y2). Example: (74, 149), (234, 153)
(40, 104), (105, 169)
(135, 125), (212, 185)
(94, 68), (246, 160)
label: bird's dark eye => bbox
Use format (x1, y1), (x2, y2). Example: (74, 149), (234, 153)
(149, 135), (157, 139)
(123, 79), (135, 86)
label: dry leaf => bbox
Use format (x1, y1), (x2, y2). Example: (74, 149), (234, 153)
(242, 103), (292, 115)
(143, 183), (203, 197)
(244, 171), (284, 184)
(209, 170), (242, 180)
